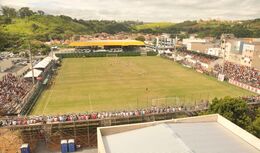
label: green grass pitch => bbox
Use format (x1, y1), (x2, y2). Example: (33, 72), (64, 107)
(30, 56), (253, 115)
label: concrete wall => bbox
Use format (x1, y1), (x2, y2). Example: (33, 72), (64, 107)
(252, 45), (260, 70)
(190, 42), (214, 54)
(217, 115), (260, 150)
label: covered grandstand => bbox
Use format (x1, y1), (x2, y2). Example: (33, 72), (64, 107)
(69, 40), (145, 51)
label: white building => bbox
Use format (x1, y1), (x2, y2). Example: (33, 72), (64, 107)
(207, 48), (221, 56)
(182, 36), (207, 48)
(155, 33), (176, 49)
(221, 38), (260, 69)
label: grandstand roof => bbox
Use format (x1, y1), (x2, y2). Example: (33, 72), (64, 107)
(69, 40), (145, 47)
(24, 69), (42, 78)
(98, 114), (260, 153)
(33, 57), (52, 69)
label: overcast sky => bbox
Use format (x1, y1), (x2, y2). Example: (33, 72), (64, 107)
(0, 0), (260, 22)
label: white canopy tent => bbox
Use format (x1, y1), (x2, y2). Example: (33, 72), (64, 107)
(24, 69), (43, 78)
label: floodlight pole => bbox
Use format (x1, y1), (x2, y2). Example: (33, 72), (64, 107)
(174, 35), (177, 52)
(221, 35), (226, 74)
(28, 40), (35, 84)
(49, 36), (54, 59)
(173, 34), (178, 60)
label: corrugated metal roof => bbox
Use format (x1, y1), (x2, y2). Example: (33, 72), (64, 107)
(69, 40), (145, 47)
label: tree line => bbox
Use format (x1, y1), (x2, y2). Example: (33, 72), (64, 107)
(207, 97), (260, 138)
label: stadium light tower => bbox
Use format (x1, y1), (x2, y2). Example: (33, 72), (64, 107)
(28, 40), (35, 84)
(49, 36), (54, 59)
(173, 34), (178, 60)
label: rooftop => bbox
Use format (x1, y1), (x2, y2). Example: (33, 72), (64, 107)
(98, 114), (260, 153)
(69, 40), (145, 47)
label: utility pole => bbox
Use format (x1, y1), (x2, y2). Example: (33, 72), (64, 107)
(173, 34), (178, 60)
(174, 35), (177, 52)
(28, 40), (35, 84)
(51, 46), (54, 59)
(221, 34), (226, 74)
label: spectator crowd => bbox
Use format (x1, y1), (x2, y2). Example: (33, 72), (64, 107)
(174, 50), (218, 64)
(163, 50), (259, 89)
(163, 50), (218, 73)
(0, 102), (209, 127)
(214, 62), (260, 88)
(0, 74), (32, 115)
(0, 95), (258, 127)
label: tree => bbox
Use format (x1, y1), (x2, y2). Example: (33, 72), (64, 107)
(31, 23), (39, 32)
(0, 31), (21, 52)
(18, 7), (34, 18)
(208, 97), (253, 132)
(0, 16), (12, 24)
(232, 25), (253, 38)
(135, 36), (145, 42)
(1, 6), (17, 18)
(253, 117), (260, 138)
(37, 10), (45, 16)
(0, 31), (9, 51)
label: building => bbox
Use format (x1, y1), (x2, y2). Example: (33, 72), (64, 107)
(182, 36), (207, 48)
(250, 44), (260, 69)
(188, 42), (216, 53)
(207, 47), (221, 56)
(155, 33), (176, 49)
(97, 114), (260, 153)
(222, 38), (260, 69)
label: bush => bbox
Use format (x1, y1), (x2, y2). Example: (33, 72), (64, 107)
(147, 51), (158, 56)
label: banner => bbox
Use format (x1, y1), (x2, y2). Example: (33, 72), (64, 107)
(218, 74), (225, 82)
(228, 79), (260, 94)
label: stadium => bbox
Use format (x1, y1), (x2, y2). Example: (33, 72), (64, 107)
(0, 39), (259, 152)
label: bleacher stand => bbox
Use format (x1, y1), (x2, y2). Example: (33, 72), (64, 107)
(0, 73), (32, 115)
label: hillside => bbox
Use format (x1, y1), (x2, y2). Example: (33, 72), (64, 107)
(0, 6), (260, 52)
(135, 22), (175, 30)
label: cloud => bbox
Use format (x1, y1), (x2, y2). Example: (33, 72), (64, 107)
(0, 0), (259, 22)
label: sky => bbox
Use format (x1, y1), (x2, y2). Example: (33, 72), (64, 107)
(0, 0), (260, 22)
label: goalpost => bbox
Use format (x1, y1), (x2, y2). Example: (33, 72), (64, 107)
(106, 53), (118, 57)
(151, 95), (210, 107)
(151, 97), (182, 107)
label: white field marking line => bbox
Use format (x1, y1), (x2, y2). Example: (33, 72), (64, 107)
(88, 94), (93, 112)
(42, 73), (61, 114)
(42, 86), (55, 114)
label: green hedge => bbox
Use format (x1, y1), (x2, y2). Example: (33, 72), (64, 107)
(56, 52), (141, 58)
(147, 51), (158, 56)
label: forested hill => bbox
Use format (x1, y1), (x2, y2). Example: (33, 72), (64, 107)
(0, 6), (260, 52)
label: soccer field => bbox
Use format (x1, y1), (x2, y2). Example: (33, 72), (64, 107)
(31, 56), (253, 115)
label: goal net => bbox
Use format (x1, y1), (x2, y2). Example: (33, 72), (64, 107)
(141, 52), (147, 56)
(151, 96), (210, 107)
(152, 97), (182, 107)
(106, 53), (118, 57)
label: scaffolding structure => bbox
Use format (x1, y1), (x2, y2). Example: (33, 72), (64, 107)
(6, 111), (201, 152)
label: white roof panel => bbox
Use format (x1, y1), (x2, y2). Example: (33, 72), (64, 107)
(24, 69), (42, 78)
(103, 122), (260, 153)
(33, 57), (52, 69)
